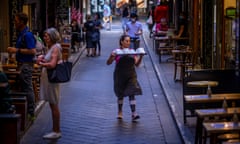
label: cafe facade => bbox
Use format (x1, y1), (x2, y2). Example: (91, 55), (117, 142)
(0, 0), (87, 53)
(154, 0), (240, 70)
(186, 0), (240, 69)
(0, 0), (239, 70)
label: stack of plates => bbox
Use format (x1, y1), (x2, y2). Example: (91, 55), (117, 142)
(114, 48), (147, 55)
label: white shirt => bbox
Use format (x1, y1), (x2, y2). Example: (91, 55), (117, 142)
(126, 21), (142, 38)
(103, 4), (111, 17)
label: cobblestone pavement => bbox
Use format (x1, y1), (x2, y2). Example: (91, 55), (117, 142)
(20, 21), (185, 144)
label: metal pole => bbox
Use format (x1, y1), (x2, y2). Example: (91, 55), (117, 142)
(192, 0), (199, 66)
(97, 0), (99, 14)
(236, 0), (240, 73)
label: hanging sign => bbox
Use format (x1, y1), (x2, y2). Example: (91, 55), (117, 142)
(91, 0), (105, 13)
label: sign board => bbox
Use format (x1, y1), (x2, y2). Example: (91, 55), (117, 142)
(91, 0), (105, 13)
(116, 0), (129, 8)
(226, 7), (236, 18)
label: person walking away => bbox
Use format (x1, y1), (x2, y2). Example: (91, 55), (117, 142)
(7, 12), (36, 120)
(84, 14), (97, 57)
(71, 19), (81, 53)
(94, 13), (103, 56)
(147, 5), (155, 38)
(121, 5), (130, 33)
(36, 27), (62, 139)
(125, 13), (143, 49)
(103, 1), (112, 30)
(106, 35), (144, 121)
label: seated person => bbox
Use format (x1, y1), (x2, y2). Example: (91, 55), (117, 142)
(155, 18), (168, 36)
(173, 12), (188, 45)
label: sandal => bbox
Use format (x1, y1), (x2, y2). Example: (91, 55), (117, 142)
(117, 112), (123, 119)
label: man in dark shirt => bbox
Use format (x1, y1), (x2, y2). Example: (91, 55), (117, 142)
(7, 12), (36, 120)
(174, 12), (188, 45)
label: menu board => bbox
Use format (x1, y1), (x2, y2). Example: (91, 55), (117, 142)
(56, 0), (69, 25)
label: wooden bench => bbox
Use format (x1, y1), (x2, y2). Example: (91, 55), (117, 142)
(0, 114), (21, 144)
(3, 91), (29, 131)
(183, 69), (240, 123)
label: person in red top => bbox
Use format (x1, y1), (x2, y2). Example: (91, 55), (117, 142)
(154, 1), (169, 23)
(156, 18), (168, 32)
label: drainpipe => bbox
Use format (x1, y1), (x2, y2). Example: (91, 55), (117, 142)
(236, 0), (240, 73)
(46, 0), (48, 28)
(193, 0), (199, 65)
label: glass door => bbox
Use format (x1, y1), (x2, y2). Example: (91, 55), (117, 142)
(224, 7), (236, 69)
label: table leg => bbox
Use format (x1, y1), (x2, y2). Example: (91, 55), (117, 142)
(210, 133), (217, 144)
(153, 38), (155, 50)
(203, 129), (207, 144)
(159, 53), (162, 63)
(195, 117), (203, 144)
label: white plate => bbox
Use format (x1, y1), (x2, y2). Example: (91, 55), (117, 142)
(116, 52), (147, 55)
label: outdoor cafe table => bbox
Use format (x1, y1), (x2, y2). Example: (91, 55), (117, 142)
(203, 121), (240, 144)
(187, 81), (219, 96)
(2, 63), (41, 98)
(184, 93), (240, 124)
(187, 81), (219, 88)
(184, 93), (240, 103)
(195, 107), (240, 144)
(153, 36), (189, 62)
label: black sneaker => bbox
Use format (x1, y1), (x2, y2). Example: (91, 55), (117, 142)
(132, 115), (140, 122)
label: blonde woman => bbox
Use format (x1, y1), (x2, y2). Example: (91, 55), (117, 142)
(37, 27), (62, 139)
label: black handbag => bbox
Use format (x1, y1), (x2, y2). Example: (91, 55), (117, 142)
(47, 61), (73, 83)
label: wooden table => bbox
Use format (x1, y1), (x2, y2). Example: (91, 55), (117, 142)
(2, 63), (40, 69)
(188, 80), (219, 96)
(2, 63), (42, 102)
(185, 93), (240, 103)
(203, 121), (240, 144)
(187, 81), (219, 88)
(184, 93), (240, 124)
(153, 36), (189, 62)
(195, 107), (240, 144)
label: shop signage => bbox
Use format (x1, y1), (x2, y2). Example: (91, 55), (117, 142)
(91, 0), (105, 13)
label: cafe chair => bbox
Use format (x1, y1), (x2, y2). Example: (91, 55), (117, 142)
(173, 45), (189, 81)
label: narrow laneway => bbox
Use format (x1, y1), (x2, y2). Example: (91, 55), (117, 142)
(20, 21), (183, 144)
